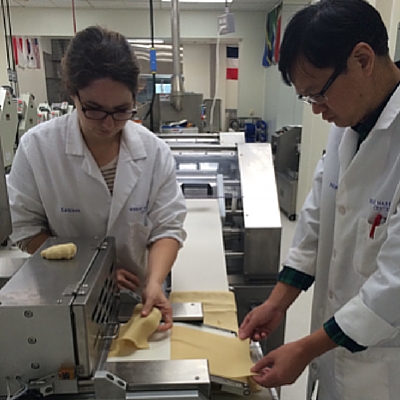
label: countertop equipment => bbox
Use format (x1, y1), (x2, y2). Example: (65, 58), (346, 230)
(0, 134), (279, 399)
(0, 233), (276, 400)
(0, 87), (18, 169)
(271, 125), (302, 221)
(17, 93), (36, 140)
(137, 93), (204, 133)
(163, 134), (285, 355)
(0, 236), (211, 400)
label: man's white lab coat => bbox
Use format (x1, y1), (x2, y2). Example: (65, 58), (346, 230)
(285, 86), (400, 399)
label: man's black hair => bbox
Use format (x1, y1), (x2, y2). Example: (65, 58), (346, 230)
(278, 0), (389, 85)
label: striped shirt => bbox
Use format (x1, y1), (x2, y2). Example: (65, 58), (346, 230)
(100, 156), (118, 195)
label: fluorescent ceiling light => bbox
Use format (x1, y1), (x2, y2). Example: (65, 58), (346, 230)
(162, 0), (232, 3)
(128, 39), (165, 44)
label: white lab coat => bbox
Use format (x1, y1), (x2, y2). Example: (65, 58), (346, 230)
(285, 85), (400, 400)
(8, 111), (187, 282)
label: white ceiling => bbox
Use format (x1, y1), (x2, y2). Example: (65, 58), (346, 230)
(9, 0), (288, 12)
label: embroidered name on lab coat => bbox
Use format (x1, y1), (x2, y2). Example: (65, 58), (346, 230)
(129, 200), (149, 213)
(329, 182), (338, 190)
(61, 207), (81, 213)
(129, 206), (148, 213)
(369, 198), (391, 212)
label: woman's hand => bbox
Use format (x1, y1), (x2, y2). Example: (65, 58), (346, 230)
(116, 268), (141, 292)
(141, 281), (173, 332)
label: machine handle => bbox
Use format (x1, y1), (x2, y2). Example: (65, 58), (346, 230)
(181, 183), (213, 197)
(101, 322), (120, 340)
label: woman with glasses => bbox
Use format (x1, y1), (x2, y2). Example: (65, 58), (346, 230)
(7, 26), (187, 331)
(239, 0), (400, 399)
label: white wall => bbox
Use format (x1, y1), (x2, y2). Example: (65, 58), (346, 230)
(276, 4), (305, 131)
(182, 44), (210, 98)
(225, 78), (239, 110)
(386, 0), (400, 58)
(2, 8), (267, 118)
(395, 24), (400, 61)
(183, 42), (237, 131)
(296, 110), (330, 213)
(263, 58), (280, 136)
(0, 30), (8, 85)
(233, 14), (267, 117)
(263, 3), (306, 138)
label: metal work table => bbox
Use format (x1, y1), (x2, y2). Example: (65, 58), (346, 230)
(0, 201), (277, 399)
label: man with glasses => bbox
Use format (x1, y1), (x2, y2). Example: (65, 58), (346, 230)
(239, 1), (400, 399)
(8, 26), (187, 331)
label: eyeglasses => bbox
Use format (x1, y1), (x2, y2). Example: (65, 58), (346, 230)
(76, 92), (137, 121)
(298, 69), (342, 106)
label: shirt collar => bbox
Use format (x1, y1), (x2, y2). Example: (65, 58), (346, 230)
(352, 81), (400, 148)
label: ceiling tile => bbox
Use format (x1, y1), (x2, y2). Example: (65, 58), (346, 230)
(51, 0), (92, 7)
(9, 0), (286, 11)
(87, 0), (126, 8)
(123, 0), (153, 8)
(13, 0), (56, 7)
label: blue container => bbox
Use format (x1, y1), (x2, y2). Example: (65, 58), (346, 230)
(245, 123), (256, 142)
(256, 120), (268, 142)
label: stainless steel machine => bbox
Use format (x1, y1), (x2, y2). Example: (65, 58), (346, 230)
(0, 237), (211, 400)
(17, 93), (37, 140)
(0, 138), (11, 244)
(203, 98), (222, 133)
(0, 234), (275, 400)
(0, 87), (18, 169)
(137, 92), (204, 133)
(0, 145), (214, 399)
(271, 125), (302, 221)
(0, 88), (37, 170)
(0, 165), (273, 399)
(163, 135), (285, 355)
(0, 121), (280, 400)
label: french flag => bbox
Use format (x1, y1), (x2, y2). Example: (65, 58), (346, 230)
(226, 46), (239, 80)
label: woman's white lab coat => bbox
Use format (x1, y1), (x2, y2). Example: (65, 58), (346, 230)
(7, 111), (186, 282)
(285, 86), (400, 400)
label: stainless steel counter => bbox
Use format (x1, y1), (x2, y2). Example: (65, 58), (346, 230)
(0, 247), (29, 288)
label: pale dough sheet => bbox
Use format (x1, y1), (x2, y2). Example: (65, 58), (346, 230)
(109, 304), (161, 357)
(107, 293), (257, 385)
(171, 324), (255, 379)
(170, 291), (239, 333)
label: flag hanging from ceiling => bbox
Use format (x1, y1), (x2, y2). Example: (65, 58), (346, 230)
(262, 3), (282, 67)
(226, 46), (239, 80)
(12, 37), (41, 69)
(14, 37), (27, 68)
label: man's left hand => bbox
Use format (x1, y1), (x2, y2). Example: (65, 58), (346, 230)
(251, 340), (312, 388)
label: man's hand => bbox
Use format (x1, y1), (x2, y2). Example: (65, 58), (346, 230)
(251, 328), (337, 388)
(239, 301), (285, 341)
(116, 269), (141, 292)
(251, 341), (311, 387)
(141, 281), (173, 332)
